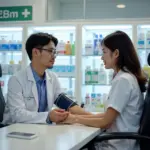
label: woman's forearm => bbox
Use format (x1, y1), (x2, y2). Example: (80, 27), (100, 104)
(69, 105), (92, 115)
(73, 108), (118, 129)
(77, 113), (105, 118)
(74, 116), (107, 128)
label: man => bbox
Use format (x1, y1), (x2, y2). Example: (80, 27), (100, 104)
(3, 33), (90, 124)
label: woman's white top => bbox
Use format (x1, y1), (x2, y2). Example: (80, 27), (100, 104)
(97, 69), (144, 150)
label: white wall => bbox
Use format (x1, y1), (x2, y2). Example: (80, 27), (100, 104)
(0, 0), (47, 24)
(48, 0), (60, 21)
(48, 0), (150, 20)
(85, 0), (150, 19)
(60, 2), (83, 20)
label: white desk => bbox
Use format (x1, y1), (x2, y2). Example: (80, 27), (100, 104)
(0, 124), (101, 150)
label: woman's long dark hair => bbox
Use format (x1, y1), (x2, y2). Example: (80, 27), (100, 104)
(102, 31), (147, 92)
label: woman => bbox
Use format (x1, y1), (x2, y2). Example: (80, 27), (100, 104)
(63, 31), (147, 150)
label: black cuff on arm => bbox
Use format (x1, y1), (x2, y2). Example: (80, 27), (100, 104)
(54, 93), (78, 111)
(69, 102), (77, 108)
(46, 112), (53, 124)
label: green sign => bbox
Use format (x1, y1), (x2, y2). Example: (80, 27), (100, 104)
(0, 6), (32, 21)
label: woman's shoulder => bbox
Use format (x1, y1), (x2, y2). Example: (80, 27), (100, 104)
(114, 70), (135, 83)
(113, 70), (140, 91)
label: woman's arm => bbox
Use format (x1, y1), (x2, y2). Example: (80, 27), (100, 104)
(76, 113), (105, 118)
(69, 105), (92, 115)
(63, 107), (118, 129)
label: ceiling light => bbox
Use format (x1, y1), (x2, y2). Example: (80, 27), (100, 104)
(117, 4), (126, 8)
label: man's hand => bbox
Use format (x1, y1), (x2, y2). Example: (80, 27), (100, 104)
(49, 109), (69, 123)
(63, 113), (76, 124)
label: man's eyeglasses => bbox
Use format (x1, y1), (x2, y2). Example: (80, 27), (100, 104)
(36, 47), (58, 57)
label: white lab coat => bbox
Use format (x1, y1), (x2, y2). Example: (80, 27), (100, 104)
(96, 69), (143, 150)
(3, 65), (62, 124)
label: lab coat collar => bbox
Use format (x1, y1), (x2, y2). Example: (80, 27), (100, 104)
(27, 65), (35, 82)
(26, 65), (52, 83)
(112, 67), (129, 82)
(45, 70), (52, 83)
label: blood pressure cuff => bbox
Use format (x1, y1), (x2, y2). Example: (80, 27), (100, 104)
(54, 93), (77, 111)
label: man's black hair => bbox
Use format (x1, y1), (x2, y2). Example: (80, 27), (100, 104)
(25, 32), (58, 60)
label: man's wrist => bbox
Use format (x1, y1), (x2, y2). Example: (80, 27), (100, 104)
(74, 115), (79, 124)
(46, 112), (52, 124)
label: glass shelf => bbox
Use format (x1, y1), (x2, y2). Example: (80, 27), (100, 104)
(58, 76), (75, 78)
(57, 55), (75, 57)
(0, 50), (22, 52)
(83, 84), (111, 86)
(56, 72), (75, 78)
(82, 54), (102, 57)
(137, 48), (150, 50)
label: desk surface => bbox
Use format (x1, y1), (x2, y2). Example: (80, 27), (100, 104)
(0, 124), (101, 150)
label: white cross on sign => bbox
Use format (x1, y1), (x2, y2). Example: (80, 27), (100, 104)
(22, 9), (31, 18)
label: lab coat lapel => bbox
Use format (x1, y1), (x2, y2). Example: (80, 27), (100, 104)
(46, 71), (53, 110)
(26, 66), (39, 108)
(32, 83), (39, 108)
